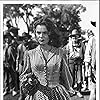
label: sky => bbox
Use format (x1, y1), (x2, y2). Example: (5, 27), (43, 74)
(79, 1), (99, 34)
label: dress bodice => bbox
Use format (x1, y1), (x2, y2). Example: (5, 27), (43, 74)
(26, 46), (63, 87)
(22, 45), (73, 90)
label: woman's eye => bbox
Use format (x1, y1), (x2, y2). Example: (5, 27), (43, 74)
(37, 32), (41, 35)
(43, 32), (48, 34)
(36, 31), (48, 35)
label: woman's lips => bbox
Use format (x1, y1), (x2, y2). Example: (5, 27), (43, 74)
(39, 39), (44, 42)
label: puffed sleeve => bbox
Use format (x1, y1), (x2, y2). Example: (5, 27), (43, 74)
(60, 53), (73, 90)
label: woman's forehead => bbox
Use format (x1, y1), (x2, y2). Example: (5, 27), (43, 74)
(36, 25), (48, 32)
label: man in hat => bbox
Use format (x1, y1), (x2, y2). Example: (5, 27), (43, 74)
(3, 33), (19, 96)
(3, 33), (10, 96)
(63, 29), (85, 98)
(16, 32), (32, 75)
(84, 29), (96, 100)
(81, 39), (89, 91)
(16, 32), (33, 100)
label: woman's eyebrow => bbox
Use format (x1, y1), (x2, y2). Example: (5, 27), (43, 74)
(37, 31), (41, 33)
(36, 31), (48, 33)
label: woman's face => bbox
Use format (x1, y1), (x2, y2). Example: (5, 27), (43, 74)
(35, 25), (49, 45)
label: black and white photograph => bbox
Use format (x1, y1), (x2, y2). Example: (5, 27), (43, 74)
(1, 1), (99, 100)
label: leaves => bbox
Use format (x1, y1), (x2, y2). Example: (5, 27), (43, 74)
(3, 4), (86, 46)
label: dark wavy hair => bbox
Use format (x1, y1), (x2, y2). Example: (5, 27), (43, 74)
(33, 16), (61, 48)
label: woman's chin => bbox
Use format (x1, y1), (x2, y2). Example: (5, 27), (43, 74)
(38, 41), (48, 45)
(39, 42), (46, 45)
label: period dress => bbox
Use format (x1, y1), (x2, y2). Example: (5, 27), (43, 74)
(20, 45), (73, 100)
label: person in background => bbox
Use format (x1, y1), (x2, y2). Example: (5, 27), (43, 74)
(63, 29), (85, 98)
(17, 32), (38, 100)
(16, 32), (32, 75)
(19, 16), (73, 100)
(3, 33), (19, 96)
(3, 33), (10, 96)
(81, 39), (89, 91)
(84, 29), (96, 100)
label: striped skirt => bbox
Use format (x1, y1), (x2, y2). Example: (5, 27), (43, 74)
(25, 84), (71, 100)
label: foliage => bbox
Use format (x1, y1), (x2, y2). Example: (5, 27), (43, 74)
(3, 4), (23, 27)
(3, 4), (86, 46)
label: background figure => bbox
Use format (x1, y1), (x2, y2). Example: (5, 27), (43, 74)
(3, 33), (19, 96)
(16, 32), (32, 100)
(16, 32), (32, 75)
(63, 29), (85, 98)
(84, 30), (96, 100)
(81, 39), (89, 91)
(17, 32), (39, 100)
(3, 34), (9, 95)
(19, 16), (73, 100)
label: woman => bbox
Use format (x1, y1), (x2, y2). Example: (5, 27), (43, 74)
(20, 16), (73, 100)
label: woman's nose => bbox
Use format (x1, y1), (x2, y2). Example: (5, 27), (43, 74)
(40, 33), (43, 37)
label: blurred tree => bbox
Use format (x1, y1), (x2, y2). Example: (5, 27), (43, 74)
(40, 4), (86, 46)
(42, 4), (86, 32)
(4, 4), (37, 33)
(3, 4), (23, 27)
(3, 4), (86, 46)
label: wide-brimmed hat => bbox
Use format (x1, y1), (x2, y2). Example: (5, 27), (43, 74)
(21, 32), (32, 39)
(69, 29), (81, 37)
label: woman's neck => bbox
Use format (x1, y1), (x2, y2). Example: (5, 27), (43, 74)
(40, 44), (51, 51)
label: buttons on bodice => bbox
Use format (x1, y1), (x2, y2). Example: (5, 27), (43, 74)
(43, 65), (48, 86)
